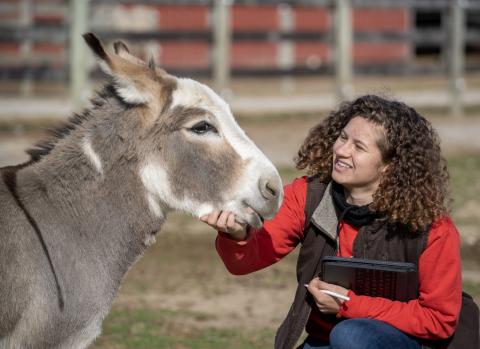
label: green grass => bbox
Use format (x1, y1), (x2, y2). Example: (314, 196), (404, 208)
(448, 155), (480, 190)
(92, 308), (275, 349)
(462, 281), (480, 300)
(448, 155), (480, 268)
(448, 155), (480, 211)
(278, 165), (303, 183)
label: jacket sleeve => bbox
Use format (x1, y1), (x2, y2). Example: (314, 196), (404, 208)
(338, 217), (462, 340)
(215, 177), (307, 275)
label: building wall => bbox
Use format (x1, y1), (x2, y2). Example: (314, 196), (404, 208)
(0, 2), (411, 75)
(147, 4), (410, 71)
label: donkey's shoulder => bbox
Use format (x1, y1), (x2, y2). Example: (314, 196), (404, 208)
(0, 164), (45, 271)
(0, 165), (33, 340)
(0, 165), (21, 216)
(0, 164), (29, 219)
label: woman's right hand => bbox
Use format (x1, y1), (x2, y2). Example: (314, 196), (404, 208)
(200, 210), (248, 241)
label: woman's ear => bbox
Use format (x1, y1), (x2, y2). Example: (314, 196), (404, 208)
(380, 163), (390, 174)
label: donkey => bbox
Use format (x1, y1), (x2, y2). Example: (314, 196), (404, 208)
(0, 33), (283, 349)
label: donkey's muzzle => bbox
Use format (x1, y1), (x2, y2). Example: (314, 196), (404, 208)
(255, 173), (283, 221)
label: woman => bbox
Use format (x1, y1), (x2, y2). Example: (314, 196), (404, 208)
(201, 95), (462, 349)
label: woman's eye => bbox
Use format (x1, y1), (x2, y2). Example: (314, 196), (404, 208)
(189, 121), (217, 135)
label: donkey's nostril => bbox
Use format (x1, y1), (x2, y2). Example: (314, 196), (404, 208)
(259, 177), (280, 200)
(266, 182), (277, 197)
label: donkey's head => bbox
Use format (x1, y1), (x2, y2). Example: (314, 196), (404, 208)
(83, 33), (283, 228)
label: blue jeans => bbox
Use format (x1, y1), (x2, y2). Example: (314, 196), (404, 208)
(297, 318), (421, 349)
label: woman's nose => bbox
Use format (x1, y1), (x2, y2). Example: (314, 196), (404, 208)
(335, 142), (352, 157)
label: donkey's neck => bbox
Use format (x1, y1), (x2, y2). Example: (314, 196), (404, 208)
(22, 158), (164, 264)
(16, 162), (167, 314)
(16, 108), (169, 297)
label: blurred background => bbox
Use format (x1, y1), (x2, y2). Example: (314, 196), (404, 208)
(1, 0), (479, 348)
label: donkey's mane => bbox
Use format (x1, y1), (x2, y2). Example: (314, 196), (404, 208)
(27, 85), (119, 163)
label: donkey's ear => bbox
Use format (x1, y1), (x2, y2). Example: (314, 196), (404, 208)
(83, 33), (150, 105)
(83, 33), (114, 75)
(113, 41), (130, 54)
(148, 56), (156, 71)
(113, 40), (146, 66)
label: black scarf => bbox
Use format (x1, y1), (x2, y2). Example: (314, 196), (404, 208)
(331, 181), (382, 227)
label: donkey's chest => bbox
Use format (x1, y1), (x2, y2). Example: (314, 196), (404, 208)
(51, 313), (104, 349)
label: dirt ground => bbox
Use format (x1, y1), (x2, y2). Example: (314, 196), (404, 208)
(1, 113), (479, 338)
(113, 214), (300, 331)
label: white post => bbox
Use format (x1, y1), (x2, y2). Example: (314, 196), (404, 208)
(213, 0), (232, 98)
(69, 0), (90, 110)
(20, 0), (32, 96)
(278, 3), (295, 94)
(449, 0), (465, 118)
(334, 0), (354, 102)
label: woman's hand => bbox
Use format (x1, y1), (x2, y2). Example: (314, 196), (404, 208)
(200, 210), (248, 241)
(305, 277), (349, 314)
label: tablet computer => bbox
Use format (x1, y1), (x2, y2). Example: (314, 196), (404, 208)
(321, 256), (418, 302)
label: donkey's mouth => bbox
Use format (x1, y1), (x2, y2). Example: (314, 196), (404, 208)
(236, 205), (264, 229)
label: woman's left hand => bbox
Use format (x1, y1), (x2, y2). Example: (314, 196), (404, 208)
(305, 277), (349, 314)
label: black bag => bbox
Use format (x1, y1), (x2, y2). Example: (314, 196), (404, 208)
(421, 292), (479, 349)
(439, 292), (479, 349)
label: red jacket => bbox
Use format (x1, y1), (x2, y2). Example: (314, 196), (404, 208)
(216, 177), (462, 340)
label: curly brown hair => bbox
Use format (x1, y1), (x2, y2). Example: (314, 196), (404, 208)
(295, 95), (449, 231)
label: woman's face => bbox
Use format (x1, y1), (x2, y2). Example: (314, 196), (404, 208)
(331, 116), (388, 195)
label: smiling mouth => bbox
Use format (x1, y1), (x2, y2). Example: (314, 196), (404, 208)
(335, 158), (353, 169)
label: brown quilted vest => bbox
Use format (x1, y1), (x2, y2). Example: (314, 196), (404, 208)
(274, 176), (479, 349)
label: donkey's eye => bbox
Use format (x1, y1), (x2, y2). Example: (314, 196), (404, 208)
(190, 121), (217, 135)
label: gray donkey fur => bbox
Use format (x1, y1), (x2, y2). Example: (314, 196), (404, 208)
(0, 34), (282, 349)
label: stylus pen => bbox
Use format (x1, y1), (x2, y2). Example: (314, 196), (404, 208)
(304, 284), (351, 301)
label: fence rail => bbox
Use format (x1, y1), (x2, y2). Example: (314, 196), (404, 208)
(0, 0), (476, 116)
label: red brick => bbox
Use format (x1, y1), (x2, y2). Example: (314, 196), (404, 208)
(231, 42), (277, 68)
(33, 14), (64, 25)
(294, 7), (331, 31)
(353, 8), (409, 32)
(32, 43), (64, 54)
(156, 5), (208, 31)
(354, 42), (408, 63)
(295, 42), (330, 66)
(232, 5), (278, 31)
(0, 11), (18, 21)
(159, 41), (209, 69)
(0, 43), (20, 54)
